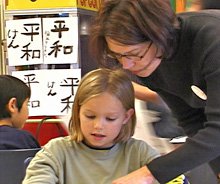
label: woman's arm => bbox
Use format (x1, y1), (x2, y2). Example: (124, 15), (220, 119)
(132, 82), (161, 104)
(112, 166), (155, 184)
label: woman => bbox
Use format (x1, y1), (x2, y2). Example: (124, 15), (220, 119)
(89, 0), (220, 183)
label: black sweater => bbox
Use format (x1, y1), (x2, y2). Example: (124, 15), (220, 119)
(138, 10), (220, 183)
(0, 125), (40, 150)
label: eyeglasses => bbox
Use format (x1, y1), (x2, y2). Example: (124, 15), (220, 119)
(107, 41), (153, 62)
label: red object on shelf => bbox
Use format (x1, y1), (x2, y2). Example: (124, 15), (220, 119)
(23, 116), (69, 146)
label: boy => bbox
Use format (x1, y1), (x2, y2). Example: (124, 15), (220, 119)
(0, 75), (40, 149)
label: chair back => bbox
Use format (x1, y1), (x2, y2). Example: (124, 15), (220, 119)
(0, 148), (41, 184)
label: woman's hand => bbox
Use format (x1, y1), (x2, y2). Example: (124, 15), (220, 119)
(132, 82), (161, 104)
(112, 166), (155, 184)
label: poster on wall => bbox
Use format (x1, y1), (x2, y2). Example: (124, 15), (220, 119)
(43, 17), (78, 64)
(12, 69), (81, 116)
(6, 16), (79, 66)
(6, 18), (43, 66)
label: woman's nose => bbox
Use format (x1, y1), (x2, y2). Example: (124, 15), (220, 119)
(120, 57), (135, 69)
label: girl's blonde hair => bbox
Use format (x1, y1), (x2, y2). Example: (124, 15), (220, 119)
(68, 68), (136, 143)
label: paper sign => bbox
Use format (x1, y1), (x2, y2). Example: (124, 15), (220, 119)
(12, 69), (81, 116)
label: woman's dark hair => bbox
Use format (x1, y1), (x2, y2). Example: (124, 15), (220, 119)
(89, 0), (179, 67)
(0, 75), (31, 119)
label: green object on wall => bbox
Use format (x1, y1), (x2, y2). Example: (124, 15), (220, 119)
(186, 0), (192, 9)
(170, 0), (176, 12)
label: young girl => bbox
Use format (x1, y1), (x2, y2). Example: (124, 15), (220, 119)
(0, 75), (40, 149)
(22, 68), (160, 184)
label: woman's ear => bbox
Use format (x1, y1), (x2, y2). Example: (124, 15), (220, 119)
(7, 98), (18, 113)
(122, 108), (135, 125)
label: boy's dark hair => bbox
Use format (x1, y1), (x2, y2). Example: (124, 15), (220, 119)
(0, 75), (31, 119)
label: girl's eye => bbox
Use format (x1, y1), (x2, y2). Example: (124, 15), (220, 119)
(106, 117), (116, 121)
(85, 115), (95, 119)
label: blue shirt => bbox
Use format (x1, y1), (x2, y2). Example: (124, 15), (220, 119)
(0, 125), (40, 150)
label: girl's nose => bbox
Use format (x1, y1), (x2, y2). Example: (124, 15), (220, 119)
(94, 119), (104, 130)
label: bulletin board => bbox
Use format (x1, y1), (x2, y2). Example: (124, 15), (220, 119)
(5, 15), (81, 116)
(3, 0), (99, 116)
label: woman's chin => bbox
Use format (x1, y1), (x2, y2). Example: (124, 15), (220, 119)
(133, 70), (152, 77)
